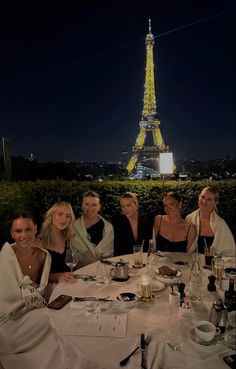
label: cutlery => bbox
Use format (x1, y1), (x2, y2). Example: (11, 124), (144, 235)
(119, 333), (152, 366)
(73, 296), (112, 302)
(100, 259), (113, 265)
(75, 274), (97, 281)
(141, 333), (148, 369)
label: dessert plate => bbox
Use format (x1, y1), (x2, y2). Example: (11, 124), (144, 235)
(151, 279), (165, 292)
(155, 267), (182, 285)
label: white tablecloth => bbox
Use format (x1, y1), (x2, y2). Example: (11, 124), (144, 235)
(49, 253), (236, 369)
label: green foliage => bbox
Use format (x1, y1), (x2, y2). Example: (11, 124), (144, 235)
(0, 179), (235, 246)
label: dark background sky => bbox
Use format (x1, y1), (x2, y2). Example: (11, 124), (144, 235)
(0, 1), (235, 162)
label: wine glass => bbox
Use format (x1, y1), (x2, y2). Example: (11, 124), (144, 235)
(65, 248), (78, 274)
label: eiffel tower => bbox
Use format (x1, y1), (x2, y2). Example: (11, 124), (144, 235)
(127, 19), (171, 176)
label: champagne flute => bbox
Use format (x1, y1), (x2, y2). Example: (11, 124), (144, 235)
(65, 248), (78, 275)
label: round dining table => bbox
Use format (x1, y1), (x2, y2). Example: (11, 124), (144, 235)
(48, 252), (236, 369)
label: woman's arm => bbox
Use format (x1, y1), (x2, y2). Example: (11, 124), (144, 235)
(153, 215), (161, 236)
(186, 223), (197, 252)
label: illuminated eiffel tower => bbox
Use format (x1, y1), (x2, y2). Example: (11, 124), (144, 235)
(127, 19), (171, 176)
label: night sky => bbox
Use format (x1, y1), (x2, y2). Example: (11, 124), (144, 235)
(0, 1), (235, 162)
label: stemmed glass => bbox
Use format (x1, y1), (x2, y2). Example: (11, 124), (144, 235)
(65, 247), (78, 275)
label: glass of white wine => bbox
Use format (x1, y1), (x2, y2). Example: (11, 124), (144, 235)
(65, 248), (78, 275)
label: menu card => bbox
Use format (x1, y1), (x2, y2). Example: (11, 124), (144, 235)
(61, 313), (128, 338)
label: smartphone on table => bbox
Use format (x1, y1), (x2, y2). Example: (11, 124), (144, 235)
(47, 295), (72, 310)
(223, 354), (236, 369)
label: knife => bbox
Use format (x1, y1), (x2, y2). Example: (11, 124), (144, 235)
(140, 333), (148, 369)
(73, 297), (112, 302)
(100, 259), (113, 265)
(75, 274), (97, 281)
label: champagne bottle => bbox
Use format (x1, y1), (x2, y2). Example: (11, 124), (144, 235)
(224, 277), (236, 312)
(146, 239), (157, 276)
(189, 251), (202, 300)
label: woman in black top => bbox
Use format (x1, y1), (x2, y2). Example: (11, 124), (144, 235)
(37, 201), (76, 283)
(154, 192), (196, 252)
(113, 192), (152, 256)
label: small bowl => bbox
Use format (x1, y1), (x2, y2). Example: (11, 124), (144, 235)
(117, 292), (137, 308)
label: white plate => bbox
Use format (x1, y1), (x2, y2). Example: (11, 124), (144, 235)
(190, 328), (219, 346)
(151, 279), (165, 292)
(173, 261), (190, 268)
(155, 268), (182, 285)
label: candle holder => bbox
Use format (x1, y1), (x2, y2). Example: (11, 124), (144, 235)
(139, 275), (152, 302)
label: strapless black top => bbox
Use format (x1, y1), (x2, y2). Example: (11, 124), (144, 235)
(49, 247), (70, 273)
(156, 215), (191, 253)
(157, 234), (188, 252)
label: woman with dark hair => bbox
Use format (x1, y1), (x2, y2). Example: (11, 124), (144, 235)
(0, 214), (109, 369)
(71, 191), (114, 267)
(112, 192), (152, 256)
(186, 186), (235, 256)
(0, 211), (51, 301)
(154, 192), (197, 252)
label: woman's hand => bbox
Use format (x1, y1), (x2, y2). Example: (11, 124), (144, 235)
(49, 272), (75, 283)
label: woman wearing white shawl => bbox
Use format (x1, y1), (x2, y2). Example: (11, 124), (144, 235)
(71, 191), (114, 267)
(186, 187), (235, 256)
(0, 213), (110, 369)
(0, 212), (51, 304)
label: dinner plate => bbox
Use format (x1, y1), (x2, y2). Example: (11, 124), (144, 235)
(155, 267), (182, 285)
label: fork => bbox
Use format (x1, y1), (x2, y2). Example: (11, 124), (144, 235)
(119, 333), (152, 366)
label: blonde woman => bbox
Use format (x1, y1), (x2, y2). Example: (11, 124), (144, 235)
(71, 191), (114, 267)
(186, 187), (235, 256)
(38, 201), (76, 283)
(112, 192), (152, 256)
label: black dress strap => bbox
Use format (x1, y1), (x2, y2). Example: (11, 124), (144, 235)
(157, 215), (163, 236)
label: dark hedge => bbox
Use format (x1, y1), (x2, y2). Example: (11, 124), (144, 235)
(0, 179), (235, 246)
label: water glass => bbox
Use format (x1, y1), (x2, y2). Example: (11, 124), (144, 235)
(212, 256), (224, 280)
(96, 262), (110, 284)
(169, 291), (180, 316)
(85, 300), (98, 313)
(133, 245), (143, 268)
(166, 318), (183, 350)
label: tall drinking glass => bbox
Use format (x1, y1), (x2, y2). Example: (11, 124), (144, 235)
(204, 240), (214, 267)
(133, 245), (143, 268)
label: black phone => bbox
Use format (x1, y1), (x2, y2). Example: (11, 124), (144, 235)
(47, 295), (72, 310)
(223, 354), (236, 369)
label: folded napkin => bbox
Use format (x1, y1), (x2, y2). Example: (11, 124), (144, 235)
(148, 340), (188, 369)
(148, 341), (165, 369)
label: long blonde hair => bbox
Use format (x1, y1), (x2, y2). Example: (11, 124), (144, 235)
(40, 201), (76, 246)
